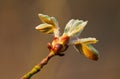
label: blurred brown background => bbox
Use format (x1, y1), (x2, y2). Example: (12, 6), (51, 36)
(0, 0), (120, 79)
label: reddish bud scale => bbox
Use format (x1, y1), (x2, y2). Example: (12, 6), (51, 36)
(60, 35), (70, 45)
(47, 36), (70, 55)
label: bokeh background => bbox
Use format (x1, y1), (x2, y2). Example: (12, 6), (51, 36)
(0, 0), (120, 79)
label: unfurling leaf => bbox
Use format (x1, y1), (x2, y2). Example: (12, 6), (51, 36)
(36, 14), (60, 37)
(38, 14), (59, 27)
(35, 23), (54, 34)
(63, 19), (88, 37)
(74, 43), (99, 61)
(74, 37), (98, 44)
(82, 44), (99, 60)
(73, 38), (99, 61)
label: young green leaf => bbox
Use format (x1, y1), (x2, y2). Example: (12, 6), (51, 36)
(36, 14), (60, 37)
(63, 19), (88, 37)
(35, 23), (54, 34)
(73, 38), (99, 61)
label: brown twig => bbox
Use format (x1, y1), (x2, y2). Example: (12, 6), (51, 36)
(21, 52), (55, 79)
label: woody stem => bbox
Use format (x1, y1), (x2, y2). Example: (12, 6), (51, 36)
(21, 52), (55, 79)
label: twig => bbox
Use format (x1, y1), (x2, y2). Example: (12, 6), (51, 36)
(21, 52), (55, 79)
